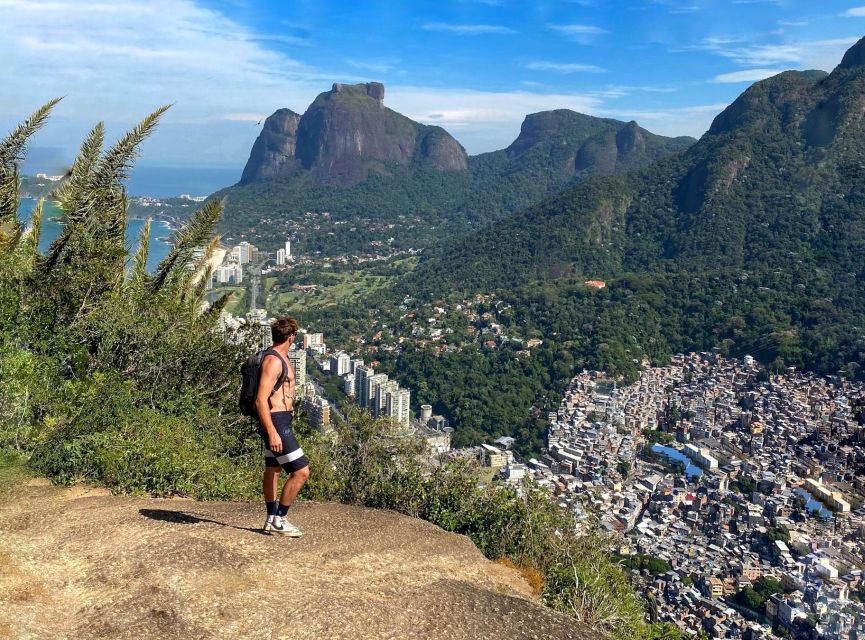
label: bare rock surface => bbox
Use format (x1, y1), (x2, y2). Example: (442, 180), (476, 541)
(0, 479), (600, 640)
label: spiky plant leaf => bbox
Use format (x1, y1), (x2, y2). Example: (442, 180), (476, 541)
(0, 98), (62, 166)
(52, 122), (105, 216)
(151, 199), (223, 293)
(0, 98), (61, 245)
(92, 106), (170, 189)
(129, 217), (152, 293)
(179, 234), (221, 303)
(17, 198), (43, 271)
(199, 292), (232, 325)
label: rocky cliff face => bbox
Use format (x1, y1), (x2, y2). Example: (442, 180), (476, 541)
(240, 82), (469, 186)
(0, 479), (599, 640)
(239, 108), (301, 184)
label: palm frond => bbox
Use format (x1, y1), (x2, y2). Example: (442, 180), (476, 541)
(41, 224), (73, 273)
(199, 292), (232, 325)
(188, 264), (214, 310)
(129, 217), (152, 292)
(0, 98), (62, 233)
(150, 199), (223, 293)
(17, 198), (43, 268)
(52, 122), (105, 214)
(179, 234), (221, 302)
(0, 98), (62, 165)
(92, 106), (170, 188)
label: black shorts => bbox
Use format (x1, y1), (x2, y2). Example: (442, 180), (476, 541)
(259, 411), (309, 472)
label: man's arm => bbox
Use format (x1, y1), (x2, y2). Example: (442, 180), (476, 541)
(256, 356), (283, 453)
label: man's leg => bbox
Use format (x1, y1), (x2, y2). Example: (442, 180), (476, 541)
(278, 465), (310, 511)
(263, 465), (280, 501)
(263, 465), (281, 523)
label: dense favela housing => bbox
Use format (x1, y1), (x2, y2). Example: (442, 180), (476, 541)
(534, 353), (865, 638)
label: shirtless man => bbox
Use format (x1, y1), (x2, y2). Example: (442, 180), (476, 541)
(256, 316), (310, 536)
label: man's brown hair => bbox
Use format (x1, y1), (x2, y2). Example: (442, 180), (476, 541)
(271, 316), (299, 345)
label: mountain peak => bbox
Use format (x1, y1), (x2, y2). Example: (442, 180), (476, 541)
(837, 36), (865, 70)
(331, 81), (385, 106)
(240, 81), (467, 186)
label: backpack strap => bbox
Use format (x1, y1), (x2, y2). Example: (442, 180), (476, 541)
(262, 348), (289, 394)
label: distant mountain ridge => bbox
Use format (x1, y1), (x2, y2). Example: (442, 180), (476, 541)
(221, 83), (693, 252)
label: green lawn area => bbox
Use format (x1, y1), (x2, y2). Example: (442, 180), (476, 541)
(267, 257), (417, 315)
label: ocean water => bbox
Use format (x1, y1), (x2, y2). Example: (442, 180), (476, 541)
(125, 165), (240, 198)
(17, 198), (172, 273)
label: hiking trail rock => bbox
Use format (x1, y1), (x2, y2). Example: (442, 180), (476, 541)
(0, 479), (601, 640)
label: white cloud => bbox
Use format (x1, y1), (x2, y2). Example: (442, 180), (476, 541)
(689, 36), (859, 70)
(389, 86), (603, 153)
(345, 58), (399, 74)
(600, 103), (730, 139)
(712, 68), (787, 83)
(0, 0), (339, 165)
(526, 61), (607, 73)
(548, 23), (608, 44)
(420, 22), (515, 35)
(223, 113), (268, 123)
(842, 6), (865, 16)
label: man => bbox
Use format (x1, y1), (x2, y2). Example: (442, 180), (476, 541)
(256, 316), (310, 536)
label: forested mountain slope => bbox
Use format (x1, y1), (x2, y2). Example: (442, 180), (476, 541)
(404, 38), (865, 380)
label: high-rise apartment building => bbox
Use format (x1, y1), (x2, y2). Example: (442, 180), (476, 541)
(375, 379), (399, 417)
(330, 352), (351, 376)
(355, 365), (373, 406)
(288, 347), (306, 388)
(386, 388), (411, 427)
(285, 239), (291, 259)
(238, 241), (252, 265)
(343, 373), (356, 397)
(366, 373), (388, 411)
(304, 395), (331, 432)
(276, 248), (286, 265)
(304, 333), (324, 350)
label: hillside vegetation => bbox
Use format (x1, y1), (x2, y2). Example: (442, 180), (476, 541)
(405, 42), (865, 383)
(0, 103), (679, 640)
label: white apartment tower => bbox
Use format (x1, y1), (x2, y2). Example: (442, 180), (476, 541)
(285, 239), (292, 259)
(330, 352), (351, 376)
(386, 388), (411, 427)
(366, 373), (389, 412)
(276, 248), (286, 265)
(343, 373), (356, 397)
(238, 241), (252, 265)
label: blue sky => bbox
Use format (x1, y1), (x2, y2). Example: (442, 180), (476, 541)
(1, 0), (864, 170)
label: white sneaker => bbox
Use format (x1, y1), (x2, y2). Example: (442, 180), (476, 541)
(273, 516), (302, 538)
(263, 514), (277, 533)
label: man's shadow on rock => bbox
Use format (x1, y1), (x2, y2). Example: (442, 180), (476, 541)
(139, 508), (268, 535)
